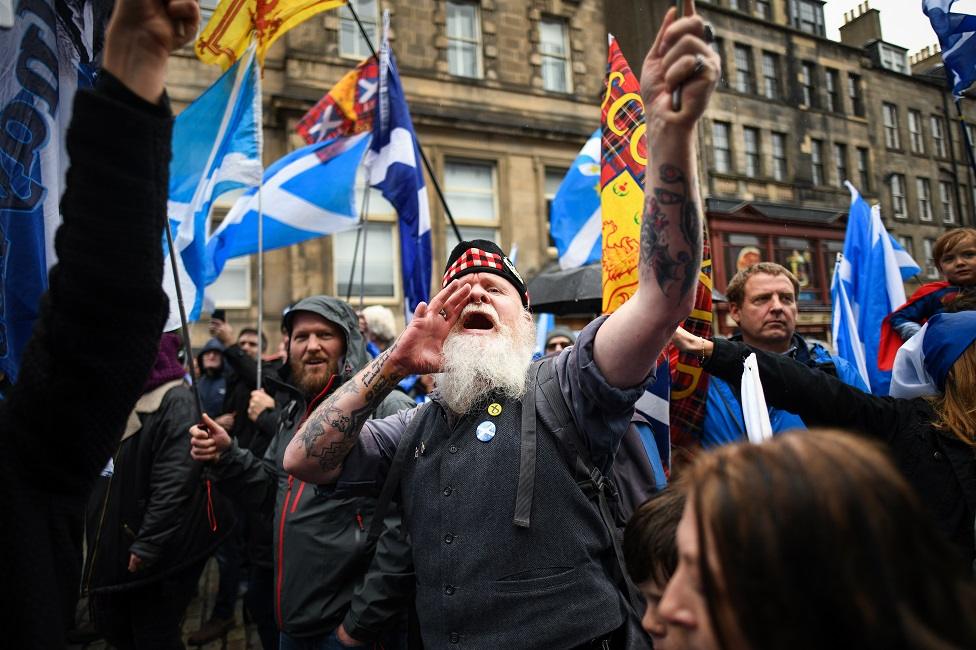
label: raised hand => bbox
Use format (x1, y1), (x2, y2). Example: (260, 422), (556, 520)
(389, 280), (472, 376)
(640, 0), (719, 135)
(103, 0), (201, 102)
(189, 413), (232, 463)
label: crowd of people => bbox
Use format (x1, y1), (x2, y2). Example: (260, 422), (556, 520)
(4, 0), (976, 649)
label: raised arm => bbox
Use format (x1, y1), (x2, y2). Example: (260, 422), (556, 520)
(283, 281), (473, 484)
(594, 0), (719, 388)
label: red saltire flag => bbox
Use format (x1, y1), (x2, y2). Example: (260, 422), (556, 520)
(296, 56), (379, 145)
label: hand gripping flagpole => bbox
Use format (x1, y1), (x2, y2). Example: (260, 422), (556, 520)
(347, 2), (463, 244)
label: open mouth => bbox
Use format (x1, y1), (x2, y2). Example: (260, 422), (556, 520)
(462, 312), (495, 330)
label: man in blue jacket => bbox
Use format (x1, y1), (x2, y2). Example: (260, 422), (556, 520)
(702, 262), (868, 447)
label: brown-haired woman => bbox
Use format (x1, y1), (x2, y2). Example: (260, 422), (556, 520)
(672, 310), (976, 565)
(659, 431), (976, 650)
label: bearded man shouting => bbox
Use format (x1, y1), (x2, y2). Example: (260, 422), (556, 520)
(283, 3), (719, 647)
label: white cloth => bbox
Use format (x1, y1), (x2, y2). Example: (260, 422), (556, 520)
(741, 353), (773, 444)
(889, 323), (939, 399)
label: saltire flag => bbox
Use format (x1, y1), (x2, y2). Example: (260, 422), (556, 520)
(533, 312), (556, 358)
(0, 0), (109, 381)
(206, 132), (370, 281)
(833, 182), (921, 395)
(197, 0), (348, 69)
(923, 0), (976, 96)
(297, 56), (379, 144)
(166, 45), (262, 330)
(551, 129), (602, 270)
(600, 35), (646, 315)
(831, 255), (871, 387)
(364, 15), (431, 319)
(634, 352), (672, 487)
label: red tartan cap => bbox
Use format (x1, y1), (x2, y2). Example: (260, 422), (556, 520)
(442, 239), (529, 307)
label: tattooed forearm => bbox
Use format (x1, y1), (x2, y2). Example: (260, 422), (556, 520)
(292, 345), (404, 473)
(640, 164), (702, 299)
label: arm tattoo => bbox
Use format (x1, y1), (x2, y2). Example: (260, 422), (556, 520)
(640, 164), (703, 299)
(295, 344), (403, 471)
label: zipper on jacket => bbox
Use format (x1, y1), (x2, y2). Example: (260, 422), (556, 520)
(356, 511), (365, 543)
(276, 475), (294, 628)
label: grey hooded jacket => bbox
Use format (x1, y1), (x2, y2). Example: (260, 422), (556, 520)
(209, 295), (415, 639)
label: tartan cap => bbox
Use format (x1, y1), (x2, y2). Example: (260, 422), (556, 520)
(442, 239), (529, 306)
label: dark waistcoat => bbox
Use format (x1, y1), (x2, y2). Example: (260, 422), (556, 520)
(401, 392), (625, 649)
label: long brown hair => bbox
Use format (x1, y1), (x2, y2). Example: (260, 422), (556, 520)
(932, 343), (976, 446)
(681, 431), (976, 650)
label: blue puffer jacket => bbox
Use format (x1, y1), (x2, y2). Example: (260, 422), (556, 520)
(700, 333), (869, 448)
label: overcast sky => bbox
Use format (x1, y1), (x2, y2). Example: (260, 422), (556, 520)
(823, 0), (976, 55)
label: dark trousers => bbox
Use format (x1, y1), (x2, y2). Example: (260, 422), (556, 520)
(245, 565), (279, 650)
(92, 561), (205, 650)
(213, 504), (246, 620)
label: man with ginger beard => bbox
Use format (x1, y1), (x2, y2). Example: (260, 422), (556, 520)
(280, 3), (720, 646)
(189, 295), (415, 649)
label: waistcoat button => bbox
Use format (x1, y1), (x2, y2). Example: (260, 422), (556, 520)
(449, 632), (459, 643)
(445, 584), (456, 595)
(934, 450), (945, 461)
(449, 445), (458, 454)
(444, 533), (454, 544)
(443, 487), (453, 496)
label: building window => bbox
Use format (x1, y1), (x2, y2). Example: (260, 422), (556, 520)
(848, 73), (864, 116)
(857, 147), (870, 191)
(447, 1), (483, 79)
(961, 184), (970, 222)
(755, 0), (772, 19)
(775, 237), (821, 301)
(712, 37), (727, 87)
(733, 44), (754, 94)
(940, 180), (956, 224)
(923, 238), (939, 278)
(917, 177), (933, 221)
(833, 143), (848, 187)
(890, 173), (907, 219)
(206, 256), (251, 308)
(811, 139), (824, 186)
(879, 43), (908, 74)
(334, 222), (398, 298)
(713, 121), (732, 173)
(339, 0), (378, 59)
(792, 0), (825, 36)
(772, 132), (788, 181)
(728, 0), (740, 9)
(800, 62), (816, 108)
(825, 68), (841, 113)
(540, 18), (572, 93)
(444, 159), (499, 251)
(883, 103), (900, 149)
(761, 52), (780, 100)
(744, 127), (761, 177)
(932, 115), (948, 157)
(908, 110), (925, 154)
(896, 235), (915, 263)
(544, 166), (567, 248)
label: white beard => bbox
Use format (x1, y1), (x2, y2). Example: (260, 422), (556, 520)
(436, 306), (537, 415)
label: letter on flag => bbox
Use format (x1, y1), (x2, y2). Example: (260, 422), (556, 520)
(297, 56), (379, 144)
(197, 0), (348, 69)
(551, 129), (602, 270)
(364, 19), (432, 319)
(832, 182), (921, 394)
(207, 133), (370, 281)
(923, 0), (976, 96)
(166, 45), (263, 330)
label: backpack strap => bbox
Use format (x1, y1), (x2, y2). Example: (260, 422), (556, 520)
(513, 361), (541, 527)
(367, 404), (431, 543)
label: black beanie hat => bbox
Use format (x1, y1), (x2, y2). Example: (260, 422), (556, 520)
(442, 239), (529, 306)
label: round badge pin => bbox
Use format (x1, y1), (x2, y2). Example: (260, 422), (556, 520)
(476, 420), (496, 442)
(487, 403), (502, 417)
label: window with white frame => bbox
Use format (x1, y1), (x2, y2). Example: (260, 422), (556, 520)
(800, 62), (816, 107)
(917, 177), (933, 221)
(792, 0), (825, 36)
(761, 52), (780, 100)
(940, 180), (956, 224)
(848, 73), (864, 116)
(444, 159), (499, 251)
(879, 43), (908, 74)
(734, 44), (754, 94)
(931, 115), (948, 157)
(883, 103), (900, 149)
(447, 1), (483, 79)
(811, 139), (825, 186)
(890, 173), (907, 219)
(713, 121), (732, 173)
(772, 132), (788, 181)
(825, 68), (840, 113)
(744, 127), (760, 177)
(908, 110), (925, 154)
(206, 256), (251, 309)
(857, 147), (870, 191)
(755, 0), (772, 19)
(545, 166), (568, 248)
(334, 222), (399, 298)
(339, 0), (378, 60)
(923, 238), (939, 278)
(833, 142), (847, 187)
(540, 18), (572, 93)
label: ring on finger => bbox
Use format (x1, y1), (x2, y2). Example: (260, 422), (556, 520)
(691, 53), (706, 77)
(438, 308), (449, 320)
(703, 23), (714, 44)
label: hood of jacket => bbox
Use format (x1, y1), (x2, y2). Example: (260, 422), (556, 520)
(284, 295), (370, 385)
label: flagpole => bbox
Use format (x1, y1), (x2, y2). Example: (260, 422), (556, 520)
(164, 222), (205, 419)
(256, 182), (264, 391)
(346, 188), (371, 303)
(359, 191), (371, 309)
(347, 2), (464, 243)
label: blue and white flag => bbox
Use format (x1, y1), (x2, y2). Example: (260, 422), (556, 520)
(833, 182), (921, 395)
(207, 133), (370, 280)
(0, 0), (107, 381)
(166, 44), (262, 330)
(923, 0), (976, 96)
(634, 356), (671, 491)
(533, 312), (555, 358)
(365, 14), (431, 319)
(831, 255), (871, 389)
(551, 129), (602, 270)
